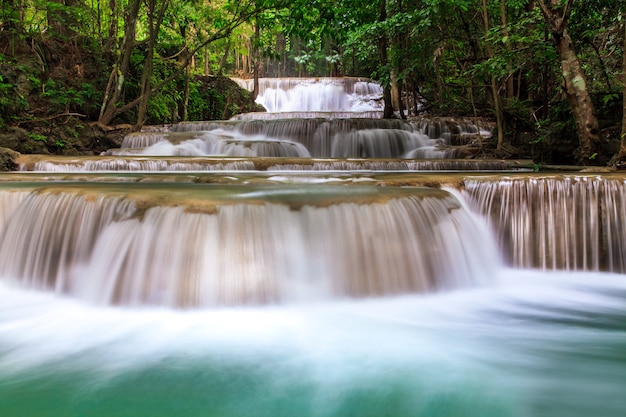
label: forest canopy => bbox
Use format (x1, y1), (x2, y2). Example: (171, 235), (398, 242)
(0, 0), (625, 165)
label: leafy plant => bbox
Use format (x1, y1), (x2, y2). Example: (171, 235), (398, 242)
(28, 133), (47, 142)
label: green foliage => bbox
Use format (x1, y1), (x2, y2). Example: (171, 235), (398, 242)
(44, 84), (82, 110)
(0, 74), (28, 127)
(0, 0), (623, 165)
(145, 55), (184, 124)
(186, 80), (213, 121)
(0, 75), (15, 126)
(186, 80), (226, 121)
(602, 93), (620, 108)
(38, 79), (101, 115)
(28, 133), (47, 142)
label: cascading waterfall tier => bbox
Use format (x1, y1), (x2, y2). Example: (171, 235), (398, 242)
(0, 183), (496, 308)
(464, 175), (626, 272)
(231, 111), (383, 120)
(233, 77), (383, 113)
(111, 117), (492, 159)
(411, 118), (493, 146)
(110, 130), (312, 158)
(18, 155), (528, 172)
(91, 78), (493, 160)
(0, 190), (30, 236)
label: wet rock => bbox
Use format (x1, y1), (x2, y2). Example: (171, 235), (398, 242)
(0, 147), (20, 171)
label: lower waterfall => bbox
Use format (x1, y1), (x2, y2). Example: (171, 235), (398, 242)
(0, 174), (625, 417)
(0, 184), (496, 307)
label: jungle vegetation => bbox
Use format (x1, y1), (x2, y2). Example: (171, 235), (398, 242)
(0, 0), (625, 165)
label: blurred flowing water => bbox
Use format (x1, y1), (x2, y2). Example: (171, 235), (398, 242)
(1, 269), (624, 417)
(1, 78), (625, 417)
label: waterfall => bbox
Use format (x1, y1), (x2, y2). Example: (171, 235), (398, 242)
(111, 119), (446, 159)
(233, 77), (383, 113)
(411, 118), (493, 146)
(330, 129), (453, 158)
(20, 157), (523, 172)
(464, 175), (626, 272)
(0, 190), (137, 291)
(93, 79), (494, 161)
(231, 111), (383, 120)
(25, 158), (258, 172)
(112, 130), (311, 158)
(0, 185), (497, 308)
(2, 77), (626, 417)
(0, 190), (30, 236)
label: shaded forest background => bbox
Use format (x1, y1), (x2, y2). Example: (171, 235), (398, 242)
(0, 0), (625, 165)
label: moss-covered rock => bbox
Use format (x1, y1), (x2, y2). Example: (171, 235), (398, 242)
(187, 75), (266, 121)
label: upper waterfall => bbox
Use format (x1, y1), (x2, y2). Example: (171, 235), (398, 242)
(233, 77), (383, 114)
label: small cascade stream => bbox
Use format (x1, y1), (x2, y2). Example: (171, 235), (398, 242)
(0, 77), (625, 417)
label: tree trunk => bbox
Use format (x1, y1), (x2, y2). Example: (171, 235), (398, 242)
(135, 0), (169, 128)
(135, 47), (154, 127)
(252, 22), (260, 100)
(537, 0), (602, 165)
(183, 63), (191, 122)
(98, 0), (262, 126)
(102, 0), (118, 59)
(390, 30), (406, 119)
(481, 0), (505, 151)
(98, 0), (142, 126)
(391, 69), (403, 118)
(378, 0), (394, 118)
(204, 47), (210, 75)
(500, 0), (514, 98)
(557, 30), (601, 162)
(218, 38), (231, 76)
(618, 11), (626, 162)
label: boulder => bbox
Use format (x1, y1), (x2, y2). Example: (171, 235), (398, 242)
(0, 147), (19, 171)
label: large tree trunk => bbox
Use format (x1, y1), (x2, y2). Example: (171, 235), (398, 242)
(619, 12), (626, 162)
(538, 0), (602, 165)
(557, 30), (601, 163)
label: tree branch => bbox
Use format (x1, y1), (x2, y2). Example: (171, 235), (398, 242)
(535, 0), (550, 18)
(16, 113), (86, 126)
(559, 0), (575, 32)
